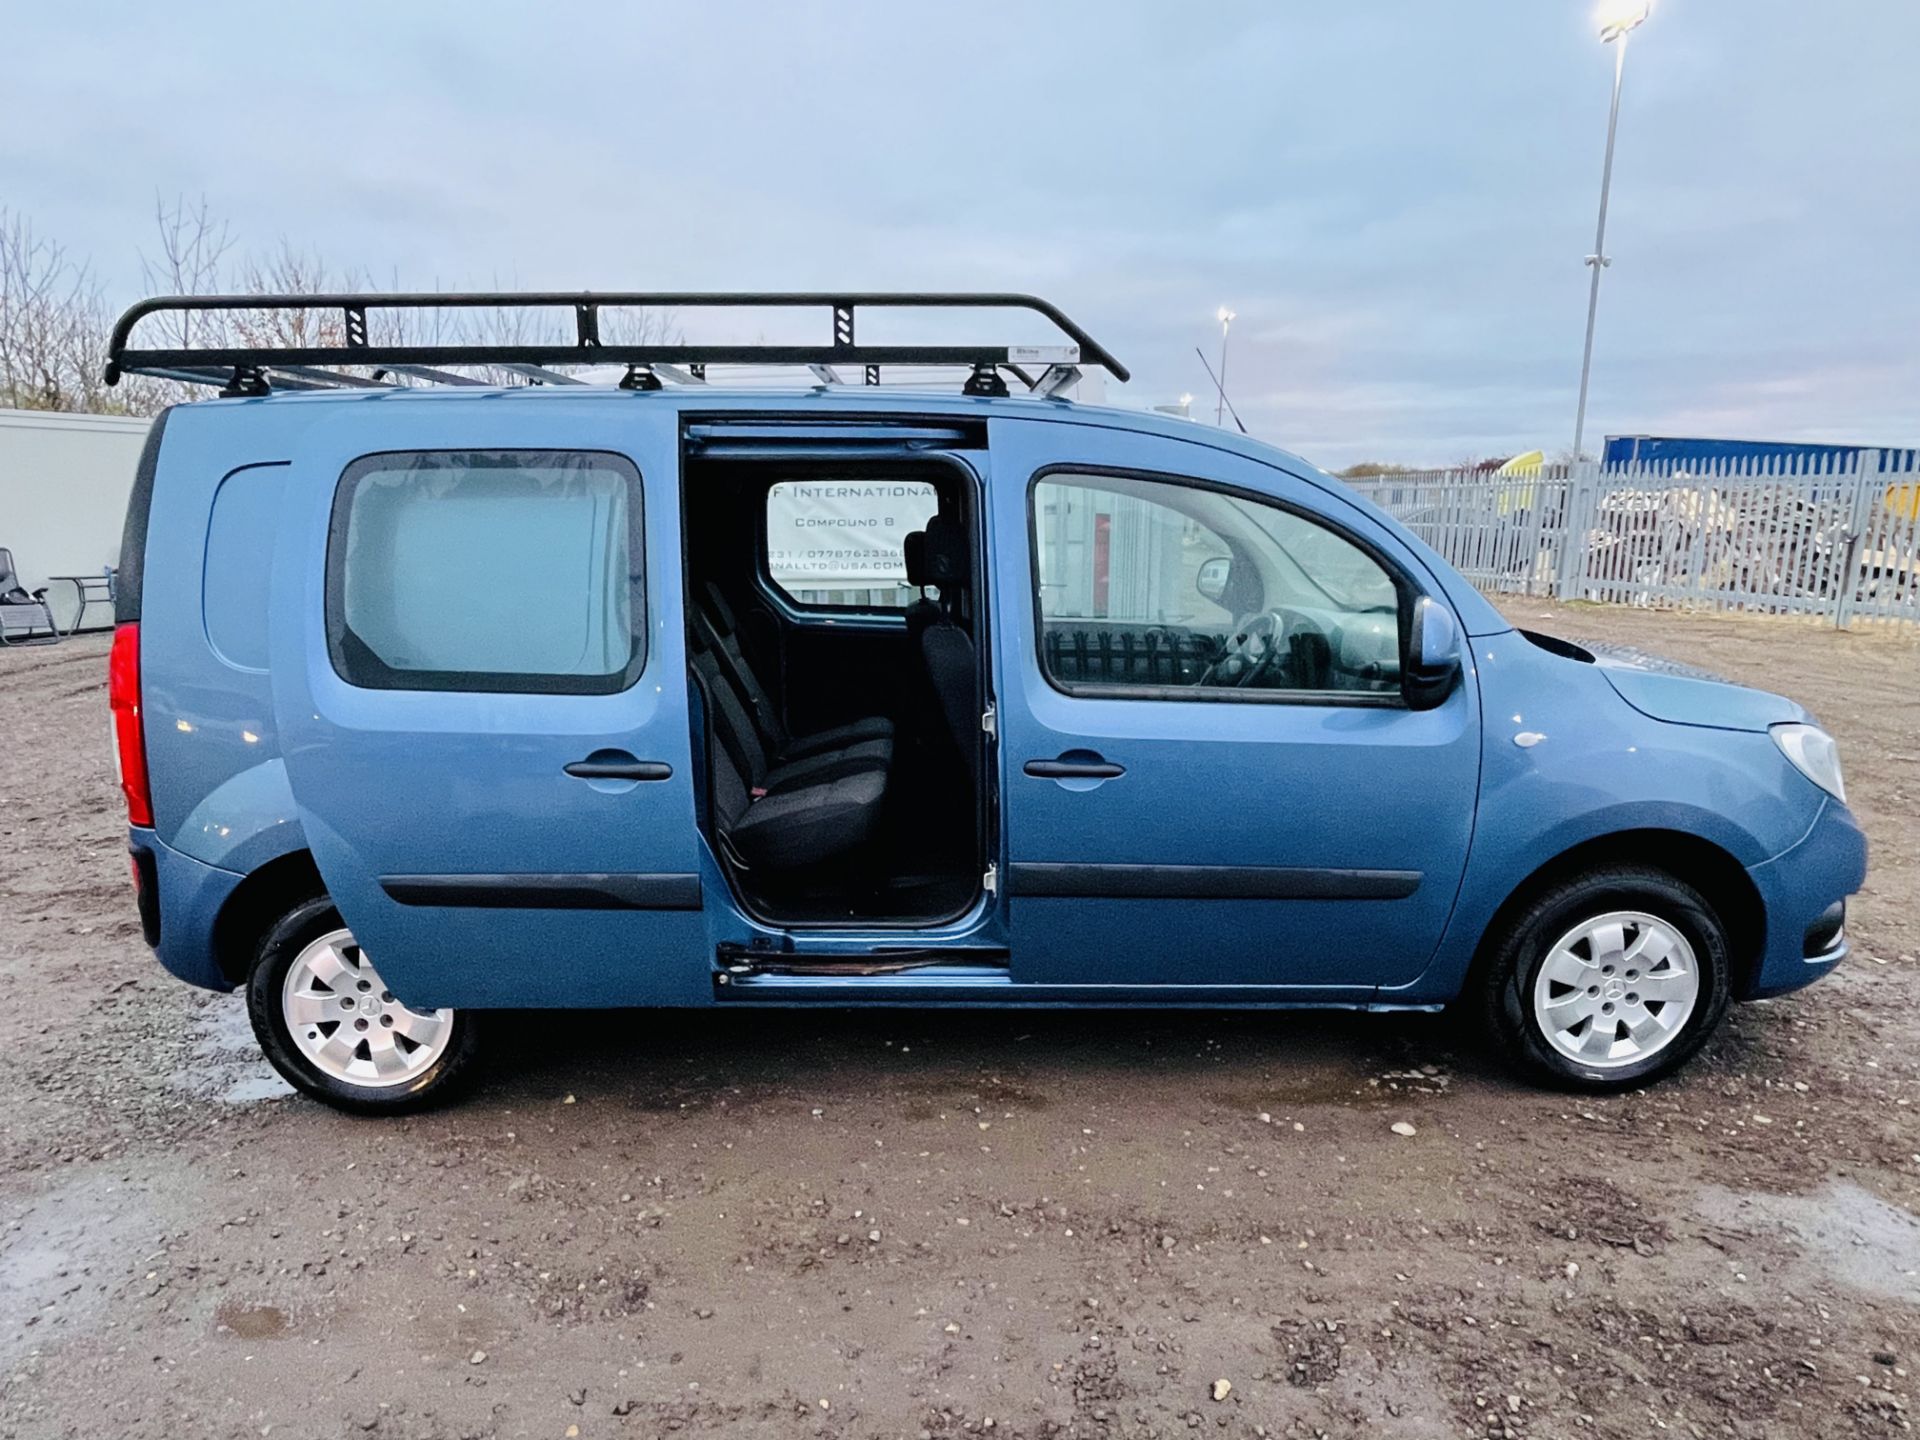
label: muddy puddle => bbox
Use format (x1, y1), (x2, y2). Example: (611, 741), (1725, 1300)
(171, 997), (293, 1104)
(1694, 1179), (1920, 1302)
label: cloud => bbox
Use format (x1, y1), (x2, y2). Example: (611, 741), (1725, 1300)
(3, 0), (1915, 469)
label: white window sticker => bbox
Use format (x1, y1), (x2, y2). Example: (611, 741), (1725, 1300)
(765, 480), (939, 597)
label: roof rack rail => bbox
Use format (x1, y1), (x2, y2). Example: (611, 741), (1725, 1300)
(103, 290), (1131, 396)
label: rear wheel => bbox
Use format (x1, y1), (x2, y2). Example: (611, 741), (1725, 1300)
(1482, 865), (1731, 1091)
(245, 896), (480, 1114)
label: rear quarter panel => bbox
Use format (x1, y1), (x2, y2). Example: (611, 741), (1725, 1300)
(139, 400), (317, 871)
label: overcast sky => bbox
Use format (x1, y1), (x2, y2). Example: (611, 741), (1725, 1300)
(5, 1), (1917, 468)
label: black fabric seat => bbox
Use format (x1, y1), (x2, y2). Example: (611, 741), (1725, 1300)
(902, 530), (938, 648)
(692, 651), (887, 875)
(763, 736), (892, 791)
(904, 515), (980, 786)
(727, 767), (887, 873)
(689, 614), (894, 786)
(699, 584), (892, 761)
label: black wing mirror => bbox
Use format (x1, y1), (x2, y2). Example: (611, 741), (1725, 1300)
(1403, 596), (1462, 711)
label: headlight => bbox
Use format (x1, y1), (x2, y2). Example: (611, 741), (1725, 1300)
(1771, 723), (1845, 804)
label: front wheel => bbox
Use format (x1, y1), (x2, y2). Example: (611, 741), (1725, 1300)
(245, 897), (481, 1115)
(1482, 866), (1731, 1091)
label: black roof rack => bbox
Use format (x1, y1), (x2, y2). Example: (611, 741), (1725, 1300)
(103, 290), (1130, 397)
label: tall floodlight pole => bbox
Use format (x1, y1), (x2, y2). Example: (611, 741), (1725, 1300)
(1214, 306), (1235, 426)
(1572, 1), (1651, 462)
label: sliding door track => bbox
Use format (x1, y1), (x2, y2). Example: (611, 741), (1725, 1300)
(715, 942), (1009, 982)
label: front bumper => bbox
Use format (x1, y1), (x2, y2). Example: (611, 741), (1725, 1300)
(127, 827), (244, 993)
(1741, 798), (1869, 1000)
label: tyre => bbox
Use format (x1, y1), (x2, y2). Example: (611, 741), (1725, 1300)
(1481, 865), (1731, 1092)
(245, 896), (480, 1115)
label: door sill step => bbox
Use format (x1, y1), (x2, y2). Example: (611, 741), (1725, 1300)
(715, 966), (1013, 999)
(715, 943), (1008, 980)
(713, 949), (1012, 998)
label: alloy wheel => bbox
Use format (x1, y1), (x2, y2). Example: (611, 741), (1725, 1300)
(1531, 909), (1701, 1069)
(281, 927), (452, 1087)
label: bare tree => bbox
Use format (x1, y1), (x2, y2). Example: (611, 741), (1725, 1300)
(600, 302), (679, 348)
(140, 193), (235, 348)
(0, 208), (124, 412)
(410, 284), (682, 387)
(226, 240), (373, 350)
(7, 198), (688, 410)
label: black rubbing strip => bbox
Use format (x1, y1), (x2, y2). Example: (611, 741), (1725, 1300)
(381, 873), (702, 911)
(1007, 864), (1421, 901)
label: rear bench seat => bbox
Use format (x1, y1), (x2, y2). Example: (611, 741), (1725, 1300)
(691, 650), (888, 874)
(698, 583), (893, 759)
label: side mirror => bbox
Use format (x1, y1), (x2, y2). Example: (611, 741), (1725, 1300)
(1403, 596), (1462, 711)
(1195, 556), (1232, 605)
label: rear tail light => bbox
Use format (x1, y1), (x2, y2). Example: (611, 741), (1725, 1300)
(109, 622), (153, 827)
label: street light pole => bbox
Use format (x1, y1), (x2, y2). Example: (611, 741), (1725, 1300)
(1215, 307), (1235, 427)
(1572, 2), (1649, 462)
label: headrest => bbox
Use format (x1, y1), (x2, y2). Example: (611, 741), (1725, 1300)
(903, 530), (929, 588)
(923, 513), (965, 587)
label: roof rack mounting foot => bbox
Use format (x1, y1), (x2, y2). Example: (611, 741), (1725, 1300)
(618, 364), (663, 392)
(1033, 364), (1083, 400)
(221, 365), (270, 398)
(962, 363), (1009, 399)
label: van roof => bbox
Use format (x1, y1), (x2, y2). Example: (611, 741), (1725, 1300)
(160, 378), (1316, 472)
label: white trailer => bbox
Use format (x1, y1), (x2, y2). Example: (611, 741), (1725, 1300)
(0, 408), (152, 633)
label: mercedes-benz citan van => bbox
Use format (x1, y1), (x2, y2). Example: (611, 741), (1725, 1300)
(101, 292), (1865, 1112)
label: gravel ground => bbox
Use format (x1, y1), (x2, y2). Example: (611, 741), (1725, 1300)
(1, 601), (1916, 1440)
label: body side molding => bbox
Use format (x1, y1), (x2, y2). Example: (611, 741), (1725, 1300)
(1007, 863), (1421, 901)
(381, 873), (702, 911)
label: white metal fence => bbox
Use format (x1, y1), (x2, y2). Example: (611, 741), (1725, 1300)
(1345, 451), (1920, 629)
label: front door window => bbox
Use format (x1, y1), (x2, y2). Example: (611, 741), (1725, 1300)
(1031, 473), (1402, 697)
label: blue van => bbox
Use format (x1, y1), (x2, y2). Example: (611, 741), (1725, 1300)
(103, 292), (1866, 1112)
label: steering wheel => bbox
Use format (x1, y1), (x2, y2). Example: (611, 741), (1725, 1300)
(1197, 609), (1290, 689)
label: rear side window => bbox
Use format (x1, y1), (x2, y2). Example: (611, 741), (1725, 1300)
(764, 478), (938, 610)
(328, 450), (644, 694)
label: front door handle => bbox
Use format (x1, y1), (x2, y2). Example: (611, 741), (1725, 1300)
(1024, 757), (1126, 780)
(565, 758), (673, 781)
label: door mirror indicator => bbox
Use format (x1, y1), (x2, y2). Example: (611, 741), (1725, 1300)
(1194, 556), (1232, 605)
(1403, 596), (1462, 711)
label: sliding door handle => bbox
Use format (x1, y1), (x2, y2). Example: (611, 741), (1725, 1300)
(1024, 758), (1125, 780)
(565, 758), (673, 781)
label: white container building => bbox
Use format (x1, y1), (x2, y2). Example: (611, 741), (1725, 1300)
(0, 408), (151, 632)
